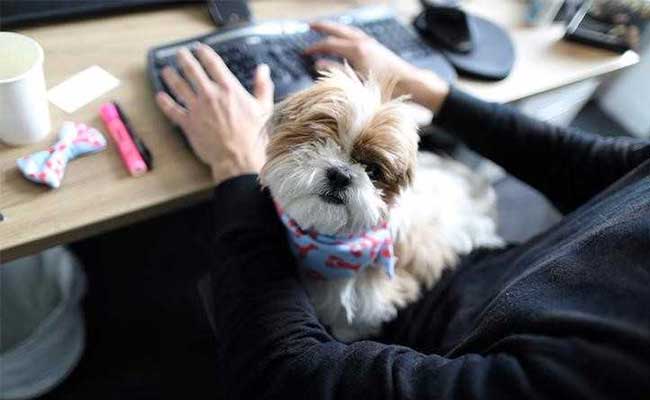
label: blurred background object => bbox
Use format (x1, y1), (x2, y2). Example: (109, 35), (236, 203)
(0, 0), (185, 28)
(0, 247), (86, 400)
(591, 0), (650, 21)
(526, 0), (565, 25)
(559, 0), (650, 140)
(564, 0), (648, 52)
(596, 25), (650, 138)
(591, 0), (647, 48)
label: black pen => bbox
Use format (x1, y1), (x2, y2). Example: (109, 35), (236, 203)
(113, 101), (153, 170)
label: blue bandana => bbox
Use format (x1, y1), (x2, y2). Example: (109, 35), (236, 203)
(276, 204), (396, 281)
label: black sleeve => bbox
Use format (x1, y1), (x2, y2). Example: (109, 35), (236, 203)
(433, 88), (650, 213)
(205, 175), (631, 400)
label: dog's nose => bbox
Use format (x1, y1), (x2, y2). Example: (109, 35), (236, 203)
(326, 167), (352, 190)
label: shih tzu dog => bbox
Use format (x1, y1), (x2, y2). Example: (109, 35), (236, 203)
(260, 66), (503, 341)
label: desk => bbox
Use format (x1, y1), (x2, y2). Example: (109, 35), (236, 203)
(0, 0), (638, 262)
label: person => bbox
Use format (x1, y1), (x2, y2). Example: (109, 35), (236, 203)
(153, 21), (649, 399)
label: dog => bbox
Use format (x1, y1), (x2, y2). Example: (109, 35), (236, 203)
(260, 66), (503, 341)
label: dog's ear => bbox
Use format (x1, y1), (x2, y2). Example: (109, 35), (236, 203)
(264, 86), (314, 136)
(264, 98), (287, 137)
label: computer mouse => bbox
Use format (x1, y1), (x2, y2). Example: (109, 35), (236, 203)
(413, 3), (474, 54)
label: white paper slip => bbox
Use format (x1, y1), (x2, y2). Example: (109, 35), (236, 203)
(48, 65), (120, 113)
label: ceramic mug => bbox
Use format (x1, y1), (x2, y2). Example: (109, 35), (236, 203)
(0, 32), (51, 146)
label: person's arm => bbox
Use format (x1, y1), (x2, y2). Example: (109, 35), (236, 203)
(306, 22), (650, 214)
(206, 175), (637, 400)
(153, 42), (644, 400)
(433, 88), (650, 213)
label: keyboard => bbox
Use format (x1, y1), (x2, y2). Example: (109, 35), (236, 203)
(148, 6), (456, 104)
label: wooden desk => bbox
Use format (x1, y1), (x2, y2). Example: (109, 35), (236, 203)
(0, 0), (638, 261)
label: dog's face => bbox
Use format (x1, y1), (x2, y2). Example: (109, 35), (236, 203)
(260, 67), (419, 235)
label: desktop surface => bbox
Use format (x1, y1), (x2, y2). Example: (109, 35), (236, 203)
(0, 0), (639, 261)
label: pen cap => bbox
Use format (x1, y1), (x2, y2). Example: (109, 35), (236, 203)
(99, 103), (119, 124)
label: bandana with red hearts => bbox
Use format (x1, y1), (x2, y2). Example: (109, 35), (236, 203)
(276, 204), (396, 281)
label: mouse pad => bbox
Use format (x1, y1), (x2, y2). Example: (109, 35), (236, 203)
(414, 13), (515, 81)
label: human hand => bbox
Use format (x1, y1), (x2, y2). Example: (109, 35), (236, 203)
(155, 44), (274, 184)
(306, 21), (450, 112)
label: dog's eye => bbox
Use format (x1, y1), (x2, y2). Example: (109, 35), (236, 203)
(364, 162), (382, 181)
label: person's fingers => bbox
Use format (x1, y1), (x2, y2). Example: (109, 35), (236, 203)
(161, 66), (195, 104)
(254, 64), (274, 107)
(155, 91), (187, 126)
(310, 21), (365, 39)
(305, 36), (356, 58)
(195, 43), (237, 88)
(177, 48), (212, 95)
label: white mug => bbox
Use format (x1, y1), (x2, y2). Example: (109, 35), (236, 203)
(0, 32), (51, 146)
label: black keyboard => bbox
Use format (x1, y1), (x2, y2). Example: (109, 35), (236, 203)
(148, 6), (456, 104)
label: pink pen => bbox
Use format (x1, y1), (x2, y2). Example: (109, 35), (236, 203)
(100, 103), (148, 176)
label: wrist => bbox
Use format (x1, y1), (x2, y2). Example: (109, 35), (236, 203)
(399, 69), (450, 113)
(210, 159), (260, 185)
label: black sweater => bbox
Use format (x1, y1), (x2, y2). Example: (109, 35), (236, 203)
(205, 88), (650, 399)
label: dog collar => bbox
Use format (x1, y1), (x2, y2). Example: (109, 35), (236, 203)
(276, 204), (396, 281)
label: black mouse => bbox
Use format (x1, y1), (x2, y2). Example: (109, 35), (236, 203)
(413, 1), (474, 54)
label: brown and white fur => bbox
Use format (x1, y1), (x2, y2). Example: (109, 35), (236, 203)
(260, 66), (503, 341)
